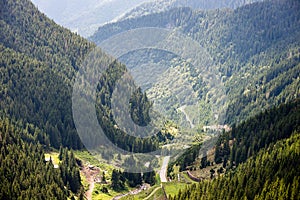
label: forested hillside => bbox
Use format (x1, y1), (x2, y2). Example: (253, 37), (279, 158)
(0, 116), (83, 199)
(215, 98), (300, 167)
(170, 131), (300, 200)
(0, 0), (158, 152)
(164, 98), (300, 199)
(91, 0), (300, 125)
(1, 0), (94, 149)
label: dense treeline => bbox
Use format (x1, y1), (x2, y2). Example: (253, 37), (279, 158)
(167, 144), (201, 177)
(1, 0), (92, 79)
(58, 147), (82, 194)
(0, 45), (83, 149)
(111, 168), (156, 191)
(0, 117), (66, 199)
(170, 132), (300, 200)
(215, 98), (300, 167)
(94, 59), (159, 153)
(0, 0), (94, 149)
(225, 52), (300, 124)
(0, 116), (84, 199)
(130, 87), (152, 127)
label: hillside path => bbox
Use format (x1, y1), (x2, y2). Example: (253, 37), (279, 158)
(178, 105), (195, 129)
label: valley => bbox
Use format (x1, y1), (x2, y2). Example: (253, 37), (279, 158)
(0, 0), (300, 199)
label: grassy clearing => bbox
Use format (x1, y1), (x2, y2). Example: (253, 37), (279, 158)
(74, 151), (102, 166)
(135, 187), (165, 200)
(147, 187), (165, 200)
(163, 182), (187, 197)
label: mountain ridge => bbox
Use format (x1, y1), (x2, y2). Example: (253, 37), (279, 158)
(118, 0), (263, 22)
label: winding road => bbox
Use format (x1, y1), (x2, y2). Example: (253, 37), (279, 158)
(114, 156), (170, 200)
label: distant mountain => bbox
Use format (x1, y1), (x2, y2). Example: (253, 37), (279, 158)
(30, 0), (264, 37)
(118, 0), (263, 21)
(31, 0), (153, 37)
(91, 0), (300, 125)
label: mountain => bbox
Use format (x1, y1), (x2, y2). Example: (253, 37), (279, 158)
(31, 0), (153, 37)
(91, 0), (300, 126)
(1, 0), (159, 159)
(0, 0), (97, 198)
(30, 0), (265, 37)
(0, 0), (92, 149)
(0, 0), (96, 149)
(119, 0), (263, 21)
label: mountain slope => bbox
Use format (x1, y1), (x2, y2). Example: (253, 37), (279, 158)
(0, 0), (95, 149)
(119, 0), (263, 21)
(91, 0), (300, 125)
(170, 131), (300, 200)
(1, 0), (160, 158)
(164, 97), (300, 199)
(0, 116), (84, 199)
(216, 98), (300, 167)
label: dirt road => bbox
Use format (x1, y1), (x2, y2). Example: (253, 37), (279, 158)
(81, 165), (100, 200)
